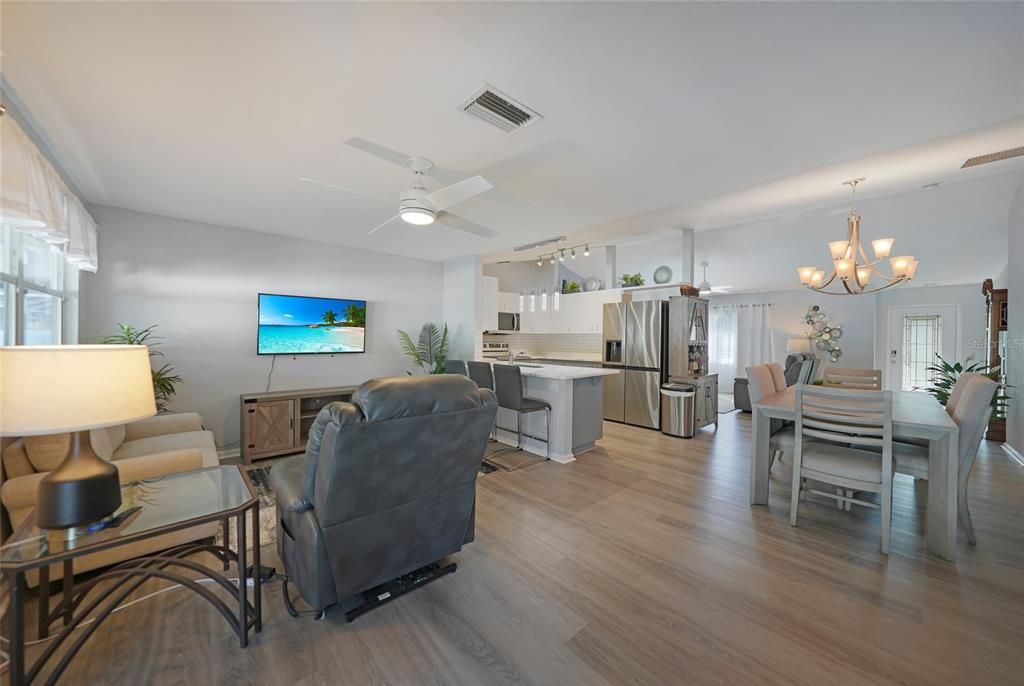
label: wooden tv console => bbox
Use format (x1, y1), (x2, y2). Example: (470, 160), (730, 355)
(240, 385), (357, 463)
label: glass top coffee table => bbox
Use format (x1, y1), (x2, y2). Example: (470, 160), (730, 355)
(0, 466), (261, 686)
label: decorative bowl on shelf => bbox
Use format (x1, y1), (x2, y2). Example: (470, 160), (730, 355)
(583, 277), (601, 292)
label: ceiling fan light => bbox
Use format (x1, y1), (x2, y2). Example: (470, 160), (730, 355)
(698, 280), (712, 296)
(829, 240), (850, 260)
(797, 266), (817, 285)
(871, 238), (894, 259)
(399, 208), (435, 225)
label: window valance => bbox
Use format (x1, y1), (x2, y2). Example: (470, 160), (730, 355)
(1, 111), (98, 271)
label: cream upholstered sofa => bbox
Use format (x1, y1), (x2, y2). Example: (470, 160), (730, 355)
(1, 413), (220, 585)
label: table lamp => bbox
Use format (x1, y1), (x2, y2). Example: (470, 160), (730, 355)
(786, 338), (813, 354)
(0, 345), (156, 536)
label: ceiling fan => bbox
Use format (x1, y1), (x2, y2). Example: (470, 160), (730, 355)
(301, 138), (497, 238)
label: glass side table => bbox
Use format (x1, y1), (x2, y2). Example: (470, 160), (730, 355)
(0, 466), (261, 686)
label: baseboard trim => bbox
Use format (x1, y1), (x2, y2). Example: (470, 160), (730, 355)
(1002, 443), (1024, 468)
(218, 447), (242, 462)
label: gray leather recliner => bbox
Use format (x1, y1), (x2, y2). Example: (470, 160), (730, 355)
(268, 374), (497, 614)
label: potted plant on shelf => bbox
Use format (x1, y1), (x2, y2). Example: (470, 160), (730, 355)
(563, 281), (582, 294)
(398, 322), (449, 374)
(620, 273), (645, 287)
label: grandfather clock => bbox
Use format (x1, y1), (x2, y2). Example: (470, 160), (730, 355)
(982, 279), (1008, 442)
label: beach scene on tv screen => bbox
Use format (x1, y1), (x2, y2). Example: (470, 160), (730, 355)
(258, 294), (366, 354)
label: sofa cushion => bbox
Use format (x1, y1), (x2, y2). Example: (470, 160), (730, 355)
(112, 430), (218, 465)
(24, 434), (71, 472)
(89, 425), (126, 461)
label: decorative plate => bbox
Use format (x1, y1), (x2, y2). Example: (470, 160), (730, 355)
(583, 277), (601, 292)
(653, 265), (673, 284)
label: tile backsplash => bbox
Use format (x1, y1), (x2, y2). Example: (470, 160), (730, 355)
(483, 333), (602, 358)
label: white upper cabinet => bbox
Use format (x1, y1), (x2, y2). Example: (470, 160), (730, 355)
(481, 276), (499, 332)
(549, 289), (621, 334)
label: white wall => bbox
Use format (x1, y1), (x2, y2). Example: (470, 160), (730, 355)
(709, 288), (876, 371)
(617, 233), (689, 286)
(1006, 181), (1023, 456)
(443, 255), (482, 361)
(874, 284), (987, 371)
(80, 205), (443, 448)
(483, 260), (554, 292)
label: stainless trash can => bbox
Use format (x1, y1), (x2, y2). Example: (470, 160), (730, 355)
(660, 383), (696, 438)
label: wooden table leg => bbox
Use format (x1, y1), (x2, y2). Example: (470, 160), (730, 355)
(750, 407), (771, 505)
(37, 564), (49, 640)
(927, 430), (959, 560)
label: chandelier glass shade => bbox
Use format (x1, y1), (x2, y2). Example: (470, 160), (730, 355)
(797, 179), (917, 295)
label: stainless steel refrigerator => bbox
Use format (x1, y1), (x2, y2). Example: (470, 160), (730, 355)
(602, 300), (667, 429)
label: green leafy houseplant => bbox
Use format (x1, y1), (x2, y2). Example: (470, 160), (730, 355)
(100, 324), (183, 413)
(924, 354), (1011, 418)
(563, 281), (582, 294)
(398, 322), (449, 374)
(620, 273), (645, 287)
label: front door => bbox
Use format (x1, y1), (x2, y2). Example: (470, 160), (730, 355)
(886, 305), (959, 392)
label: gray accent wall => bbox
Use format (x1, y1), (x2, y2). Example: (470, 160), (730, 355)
(79, 205), (443, 449)
(1007, 181), (1024, 456)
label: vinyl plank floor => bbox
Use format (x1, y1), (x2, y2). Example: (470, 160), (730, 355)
(15, 413), (1024, 685)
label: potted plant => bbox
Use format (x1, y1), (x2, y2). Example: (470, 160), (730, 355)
(620, 273), (645, 287)
(100, 324), (183, 413)
(398, 322), (449, 374)
(924, 354), (1011, 416)
(563, 281), (582, 294)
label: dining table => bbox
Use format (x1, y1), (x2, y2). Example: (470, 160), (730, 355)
(751, 386), (960, 560)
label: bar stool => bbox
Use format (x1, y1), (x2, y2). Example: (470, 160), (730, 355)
(467, 361), (494, 390)
(492, 364), (550, 458)
(444, 359), (467, 375)
(467, 361), (497, 440)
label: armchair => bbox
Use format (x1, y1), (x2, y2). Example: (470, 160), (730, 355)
(269, 374), (497, 618)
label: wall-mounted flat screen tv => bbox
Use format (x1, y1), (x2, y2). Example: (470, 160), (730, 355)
(257, 293), (366, 355)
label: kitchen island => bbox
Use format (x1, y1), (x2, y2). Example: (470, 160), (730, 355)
(483, 361), (619, 463)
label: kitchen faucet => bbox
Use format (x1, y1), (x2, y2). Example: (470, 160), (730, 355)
(508, 351), (528, 363)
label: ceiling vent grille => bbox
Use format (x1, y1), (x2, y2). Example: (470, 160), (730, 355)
(460, 84), (541, 133)
(961, 146), (1024, 169)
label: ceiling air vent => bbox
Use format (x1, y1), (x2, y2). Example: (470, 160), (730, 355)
(460, 84), (541, 133)
(961, 146), (1024, 169)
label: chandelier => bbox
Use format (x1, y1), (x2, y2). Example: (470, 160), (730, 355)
(797, 178), (918, 295)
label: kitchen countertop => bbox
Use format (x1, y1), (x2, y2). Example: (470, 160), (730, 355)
(485, 360), (619, 380)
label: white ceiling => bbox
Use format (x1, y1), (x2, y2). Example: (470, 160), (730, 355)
(3, 2), (1023, 266)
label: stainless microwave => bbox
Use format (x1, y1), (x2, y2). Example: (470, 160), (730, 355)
(486, 311), (520, 333)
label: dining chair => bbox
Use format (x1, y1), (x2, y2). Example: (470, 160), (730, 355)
(823, 367), (883, 391)
(467, 361), (497, 439)
(444, 359), (468, 375)
(790, 385), (894, 554)
(745, 364), (793, 468)
(888, 374), (998, 544)
(895, 373), (978, 454)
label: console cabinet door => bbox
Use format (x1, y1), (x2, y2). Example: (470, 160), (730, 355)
(245, 399), (296, 457)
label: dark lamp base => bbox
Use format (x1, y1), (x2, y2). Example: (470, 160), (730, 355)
(36, 430), (122, 530)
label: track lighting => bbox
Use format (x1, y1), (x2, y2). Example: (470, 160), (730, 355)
(570, 248), (576, 259)
(584, 245), (590, 257)
(559, 250), (566, 262)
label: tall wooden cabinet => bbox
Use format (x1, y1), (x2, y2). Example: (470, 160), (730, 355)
(240, 385), (357, 463)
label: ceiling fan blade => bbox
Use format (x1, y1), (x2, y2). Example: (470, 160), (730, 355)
(299, 177), (393, 206)
(367, 214), (399, 236)
(345, 137), (413, 169)
(426, 175), (493, 212)
(436, 212), (498, 239)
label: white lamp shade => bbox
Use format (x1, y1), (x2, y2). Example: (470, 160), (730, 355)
(828, 240), (850, 260)
(787, 338), (813, 353)
(0, 345), (156, 435)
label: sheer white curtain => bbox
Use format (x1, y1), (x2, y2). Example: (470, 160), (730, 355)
(710, 303), (774, 390)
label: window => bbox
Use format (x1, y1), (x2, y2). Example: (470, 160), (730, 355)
(0, 225), (74, 345)
(900, 314), (941, 392)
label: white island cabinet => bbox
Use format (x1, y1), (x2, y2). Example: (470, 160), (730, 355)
(484, 361), (619, 463)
